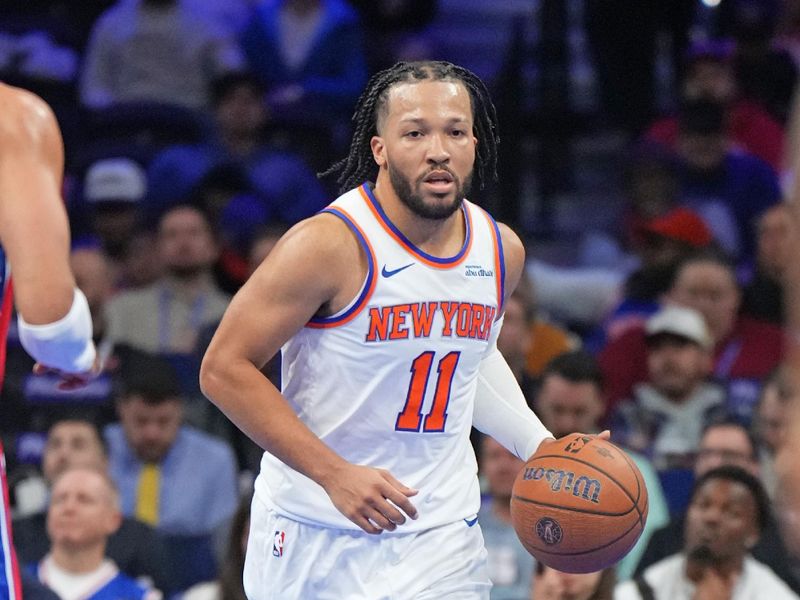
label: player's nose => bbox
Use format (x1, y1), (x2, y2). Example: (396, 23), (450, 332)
(426, 134), (450, 163)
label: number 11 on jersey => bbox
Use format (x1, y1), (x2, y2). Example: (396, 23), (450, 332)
(395, 351), (461, 433)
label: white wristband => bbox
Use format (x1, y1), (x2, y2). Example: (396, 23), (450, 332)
(18, 288), (96, 373)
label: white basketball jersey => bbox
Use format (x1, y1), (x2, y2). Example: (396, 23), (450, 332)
(254, 183), (506, 532)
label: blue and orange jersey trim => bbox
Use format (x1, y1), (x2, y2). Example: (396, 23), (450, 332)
(359, 183), (473, 269)
(479, 208), (505, 317)
(0, 251), (10, 389)
(0, 442), (22, 600)
(307, 207), (377, 329)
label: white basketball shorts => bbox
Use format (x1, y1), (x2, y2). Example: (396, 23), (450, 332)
(243, 494), (491, 599)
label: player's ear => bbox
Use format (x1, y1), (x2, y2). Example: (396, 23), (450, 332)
(371, 136), (386, 168)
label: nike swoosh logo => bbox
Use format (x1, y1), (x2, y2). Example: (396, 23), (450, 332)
(381, 263), (414, 278)
(464, 516), (479, 527)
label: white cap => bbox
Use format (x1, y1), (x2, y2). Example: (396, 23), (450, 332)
(645, 305), (712, 350)
(84, 158), (146, 203)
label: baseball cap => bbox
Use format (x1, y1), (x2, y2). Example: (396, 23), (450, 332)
(645, 305), (712, 350)
(641, 207), (713, 248)
(84, 158), (147, 204)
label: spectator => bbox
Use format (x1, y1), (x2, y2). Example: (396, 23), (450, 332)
(753, 370), (789, 498)
(531, 562), (615, 600)
(239, 0), (368, 131)
(742, 203), (793, 325)
(496, 271), (578, 385)
(611, 306), (726, 470)
(497, 288), (536, 390)
(118, 228), (163, 290)
(534, 351), (669, 580)
(147, 73), (328, 225)
(13, 416), (172, 594)
(80, 0), (243, 110)
(722, 0), (798, 124)
(604, 206), (714, 344)
(104, 204), (230, 355)
(105, 351), (238, 537)
(349, 0), (438, 72)
(477, 435), (534, 600)
(180, 492), (251, 600)
(247, 222), (291, 276)
(70, 246), (116, 344)
(635, 421), (800, 593)
(80, 158), (147, 268)
(617, 466), (799, 599)
(32, 466), (161, 600)
(600, 251), (784, 418)
(644, 41), (785, 171)
(675, 99), (781, 261)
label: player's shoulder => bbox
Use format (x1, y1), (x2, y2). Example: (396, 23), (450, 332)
(495, 221), (524, 257)
(493, 220), (525, 294)
(0, 83), (58, 145)
(274, 209), (365, 265)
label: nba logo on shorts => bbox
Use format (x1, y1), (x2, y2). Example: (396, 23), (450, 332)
(272, 531), (285, 557)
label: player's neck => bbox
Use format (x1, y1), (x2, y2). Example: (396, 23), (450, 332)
(49, 543), (107, 574)
(371, 179), (465, 257)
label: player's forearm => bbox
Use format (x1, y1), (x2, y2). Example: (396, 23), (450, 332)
(199, 353), (349, 487)
(473, 347), (553, 460)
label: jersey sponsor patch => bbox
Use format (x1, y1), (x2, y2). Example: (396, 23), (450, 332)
(464, 264), (493, 277)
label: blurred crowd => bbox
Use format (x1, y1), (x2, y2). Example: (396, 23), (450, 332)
(2, 0), (800, 598)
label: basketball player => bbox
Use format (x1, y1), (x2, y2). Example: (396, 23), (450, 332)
(201, 61), (590, 598)
(0, 83), (97, 599)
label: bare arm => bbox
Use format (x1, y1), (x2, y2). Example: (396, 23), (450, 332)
(200, 213), (417, 533)
(0, 84), (75, 324)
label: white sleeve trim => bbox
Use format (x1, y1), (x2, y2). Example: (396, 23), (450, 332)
(18, 288), (96, 373)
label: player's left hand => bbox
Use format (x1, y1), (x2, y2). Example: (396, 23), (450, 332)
(32, 341), (107, 390)
(533, 430), (611, 457)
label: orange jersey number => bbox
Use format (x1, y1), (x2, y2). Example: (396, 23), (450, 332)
(395, 351), (460, 432)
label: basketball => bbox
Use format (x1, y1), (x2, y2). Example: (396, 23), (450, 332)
(510, 435), (649, 573)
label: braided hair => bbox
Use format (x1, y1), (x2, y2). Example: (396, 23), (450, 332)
(320, 61), (500, 194)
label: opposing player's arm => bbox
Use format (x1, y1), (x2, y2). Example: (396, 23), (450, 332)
(0, 85), (75, 321)
(472, 223), (554, 459)
(0, 85), (95, 376)
(200, 213), (418, 533)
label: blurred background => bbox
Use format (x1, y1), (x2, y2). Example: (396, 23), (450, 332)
(2, 1), (799, 598)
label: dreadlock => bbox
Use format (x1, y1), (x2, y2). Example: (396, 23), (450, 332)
(320, 61), (500, 195)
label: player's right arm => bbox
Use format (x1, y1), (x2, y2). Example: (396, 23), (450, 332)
(0, 84), (96, 378)
(200, 213), (418, 534)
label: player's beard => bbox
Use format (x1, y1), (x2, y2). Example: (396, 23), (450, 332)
(388, 162), (472, 221)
